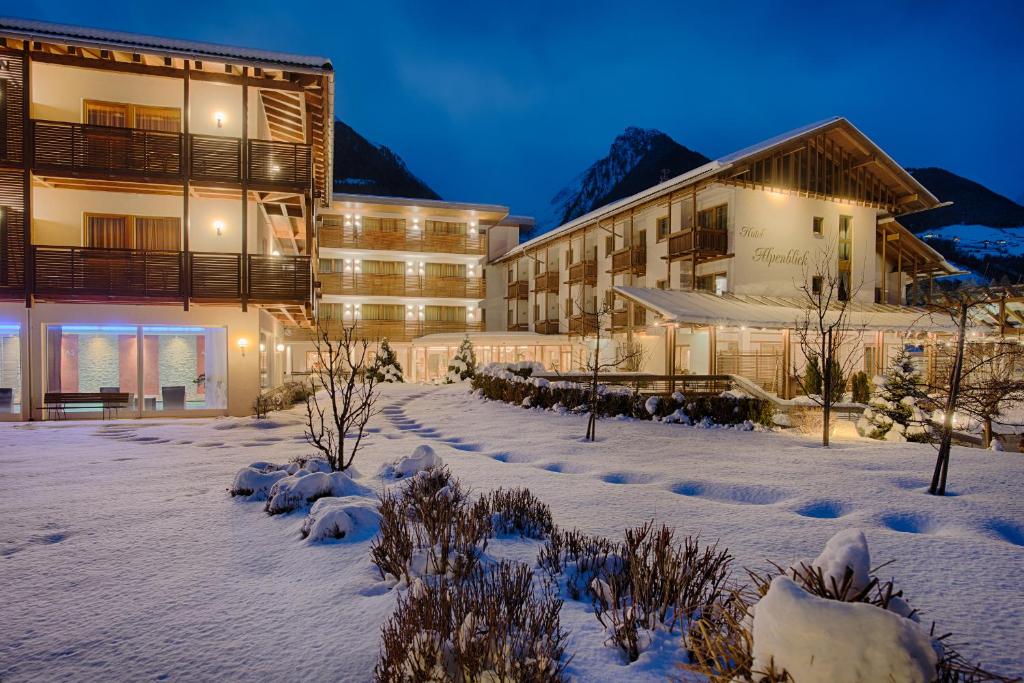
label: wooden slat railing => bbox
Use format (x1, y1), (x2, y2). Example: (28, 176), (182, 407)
(568, 314), (598, 336)
(668, 228), (728, 258)
(33, 246), (183, 300)
(247, 254), (311, 303)
(611, 308), (647, 329)
(310, 320), (483, 342)
(189, 134), (242, 183)
(248, 139), (312, 188)
(319, 273), (484, 298)
(506, 280), (529, 300)
(567, 260), (597, 285)
(533, 271), (560, 293)
(535, 319), (560, 334)
(611, 246), (647, 274)
(716, 352), (783, 394)
(189, 252), (241, 300)
(319, 223), (487, 255)
(32, 120), (182, 179)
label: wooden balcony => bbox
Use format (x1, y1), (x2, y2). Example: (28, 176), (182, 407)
(667, 228), (728, 260)
(319, 224), (487, 255)
(533, 270), (560, 293)
(568, 314), (598, 336)
(319, 273), (484, 299)
(248, 139), (312, 190)
(312, 320), (483, 343)
(610, 246), (647, 275)
(567, 260), (597, 286)
(508, 323), (529, 332)
(506, 280), (529, 300)
(248, 254), (311, 303)
(190, 134), (242, 184)
(30, 246), (309, 305)
(32, 120), (182, 180)
(535, 319), (560, 334)
(611, 308), (647, 330)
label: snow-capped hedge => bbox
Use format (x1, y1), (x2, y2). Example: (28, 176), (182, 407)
(472, 363), (773, 427)
(301, 496), (382, 543)
(376, 445), (443, 481)
(265, 470), (374, 515)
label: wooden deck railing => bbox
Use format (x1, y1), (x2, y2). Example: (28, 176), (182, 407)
(311, 320), (483, 342)
(30, 246), (309, 305)
(535, 319), (560, 334)
(533, 270), (560, 293)
(506, 280), (529, 300)
(319, 224), (487, 255)
(611, 246), (646, 274)
(668, 228), (728, 258)
(567, 260), (597, 285)
(716, 352), (783, 394)
(190, 134), (242, 183)
(568, 314), (598, 336)
(33, 120), (182, 179)
(320, 273), (483, 298)
(248, 139), (312, 188)
(611, 308), (647, 329)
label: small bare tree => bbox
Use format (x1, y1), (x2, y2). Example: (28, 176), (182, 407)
(304, 321), (381, 472)
(570, 296), (644, 441)
(793, 244), (865, 447)
(956, 340), (1024, 449)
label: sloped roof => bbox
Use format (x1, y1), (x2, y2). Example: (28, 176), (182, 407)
(0, 16), (332, 72)
(496, 117), (941, 262)
(614, 286), (962, 333)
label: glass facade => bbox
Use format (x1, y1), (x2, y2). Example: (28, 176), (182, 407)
(44, 324), (227, 415)
(0, 324), (21, 414)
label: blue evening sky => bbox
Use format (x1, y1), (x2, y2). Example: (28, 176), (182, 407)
(15, 0), (1024, 219)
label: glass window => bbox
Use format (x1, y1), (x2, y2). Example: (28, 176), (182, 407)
(657, 216), (671, 240)
(812, 216), (824, 236)
(44, 325), (138, 414)
(142, 326), (227, 412)
(0, 323), (20, 414)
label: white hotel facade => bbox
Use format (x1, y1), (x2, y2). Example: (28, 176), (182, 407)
(0, 17), (962, 419)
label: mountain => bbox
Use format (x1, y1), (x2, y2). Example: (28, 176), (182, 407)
(544, 127), (710, 232)
(900, 168), (1024, 233)
(332, 120), (441, 200)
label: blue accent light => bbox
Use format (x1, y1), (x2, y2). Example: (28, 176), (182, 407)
(142, 326), (208, 334)
(57, 325), (139, 334)
(0, 323), (21, 333)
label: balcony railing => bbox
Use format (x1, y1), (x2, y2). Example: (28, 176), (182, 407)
(567, 260), (597, 285)
(667, 228), (728, 259)
(319, 224), (487, 255)
(533, 271), (560, 293)
(248, 139), (312, 189)
(506, 280), (529, 300)
(190, 134), (242, 183)
(30, 246), (309, 305)
(611, 308), (647, 330)
(568, 314), (598, 336)
(611, 245), (647, 275)
(535, 319), (560, 334)
(33, 120), (182, 179)
(313, 320), (483, 343)
(248, 254), (311, 303)
(320, 272), (484, 299)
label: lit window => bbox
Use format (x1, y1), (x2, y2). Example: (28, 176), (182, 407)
(812, 216), (824, 236)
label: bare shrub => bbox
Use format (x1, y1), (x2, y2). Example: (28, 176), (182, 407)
(475, 487), (554, 539)
(537, 526), (623, 601)
(375, 561), (569, 682)
(369, 467), (490, 583)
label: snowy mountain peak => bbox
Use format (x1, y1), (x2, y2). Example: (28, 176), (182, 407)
(541, 127), (710, 234)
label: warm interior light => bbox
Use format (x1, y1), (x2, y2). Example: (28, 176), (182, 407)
(214, 111), (225, 128)
(213, 219), (225, 236)
(272, 249), (281, 256)
(275, 343), (285, 353)
(259, 343), (266, 353)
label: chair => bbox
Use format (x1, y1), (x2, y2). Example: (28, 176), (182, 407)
(161, 385), (186, 410)
(0, 388), (12, 413)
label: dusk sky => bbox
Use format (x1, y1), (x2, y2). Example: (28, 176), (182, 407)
(16, 0), (1024, 220)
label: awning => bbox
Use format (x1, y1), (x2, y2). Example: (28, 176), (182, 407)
(614, 286), (963, 333)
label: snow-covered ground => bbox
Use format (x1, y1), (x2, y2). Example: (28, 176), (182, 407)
(2, 383), (1022, 680)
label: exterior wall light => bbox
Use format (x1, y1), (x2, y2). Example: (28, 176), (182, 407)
(213, 219), (225, 236)
(272, 249), (281, 256)
(275, 343), (285, 353)
(259, 343), (266, 353)
(237, 338), (249, 356)
(214, 111), (225, 128)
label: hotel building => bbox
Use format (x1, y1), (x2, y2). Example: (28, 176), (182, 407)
(0, 17), (332, 419)
(486, 118), (962, 397)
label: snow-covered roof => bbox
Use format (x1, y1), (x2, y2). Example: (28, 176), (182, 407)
(613, 286), (962, 333)
(0, 16), (332, 72)
(329, 193), (509, 218)
(495, 117), (941, 262)
(411, 331), (571, 344)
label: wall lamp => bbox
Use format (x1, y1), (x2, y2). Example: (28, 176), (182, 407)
(237, 338), (249, 356)
(213, 219), (225, 236)
(214, 111), (225, 128)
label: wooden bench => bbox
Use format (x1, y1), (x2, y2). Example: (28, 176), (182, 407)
(43, 392), (131, 420)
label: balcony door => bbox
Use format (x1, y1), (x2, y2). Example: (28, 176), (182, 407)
(84, 100), (181, 132)
(84, 214), (181, 251)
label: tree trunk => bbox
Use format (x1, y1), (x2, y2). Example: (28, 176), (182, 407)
(930, 303), (969, 495)
(982, 418), (992, 450)
(822, 331), (832, 448)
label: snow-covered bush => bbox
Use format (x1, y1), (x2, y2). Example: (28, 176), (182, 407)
(857, 348), (929, 442)
(591, 521), (732, 663)
(370, 466), (490, 583)
(265, 470), (373, 515)
(229, 465), (289, 500)
(375, 561), (569, 681)
(474, 487), (554, 539)
(445, 336), (477, 383)
(376, 444), (442, 480)
(371, 338), (404, 383)
(300, 496), (381, 542)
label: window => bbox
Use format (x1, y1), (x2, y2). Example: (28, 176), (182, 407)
(425, 262), (465, 278)
(698, 204), (728, 231)
(838, 215), (852, 301)
(696, 272), (728, 295)
(424, 220), (466, 236)
(361, 304), (405, 321)
(425, 305), (466, 322)
(638, 229), (647, 246)
(362, 217), (406, 233)
(605, 289), (616, 310)
(812, 276), (823, 295)
(812, 216), (824, 236)
(507, 266), (514, 283)
(656, 279), (669, 290)
(363, 260), (405, 275)
(0, 79), (7, 161)
(84, 214), (181, 251)
(84, 100), (181, 132)
(656, 216), (671, 241)
(319, 259), (334, 273)
(0, 201), (8, 285)
(605, 235), (615, 256)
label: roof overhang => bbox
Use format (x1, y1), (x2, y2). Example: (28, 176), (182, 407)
(327, 193), (509, 225)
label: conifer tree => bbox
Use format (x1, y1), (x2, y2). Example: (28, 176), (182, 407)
(445, 336), (477, 383)
(373, 338), (404, 383)
(857, 347), (928, 442)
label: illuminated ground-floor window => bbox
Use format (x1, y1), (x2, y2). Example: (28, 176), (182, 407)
(0, 323), (21, 414)
(44, 324), (227, 414)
